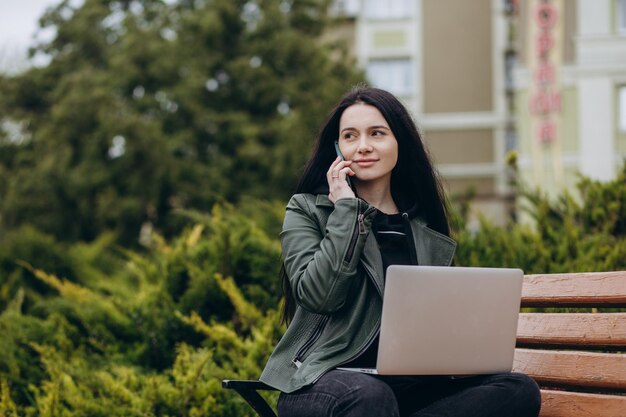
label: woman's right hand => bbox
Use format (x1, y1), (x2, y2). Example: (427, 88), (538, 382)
(327, 157), (356, 203)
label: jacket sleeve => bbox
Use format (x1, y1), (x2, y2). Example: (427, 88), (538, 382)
(280, 195), (375, 314)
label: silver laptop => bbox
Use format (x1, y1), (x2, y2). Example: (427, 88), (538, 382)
(338, 265), (523, 375)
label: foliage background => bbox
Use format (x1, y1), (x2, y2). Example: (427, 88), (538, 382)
(0, 0), (361, 245)
(1, 0), (626, 416)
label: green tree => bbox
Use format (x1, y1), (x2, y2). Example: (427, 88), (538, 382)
(0, 0), (363, 245)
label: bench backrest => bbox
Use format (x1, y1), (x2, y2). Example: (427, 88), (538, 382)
(513, 272), (626, 417)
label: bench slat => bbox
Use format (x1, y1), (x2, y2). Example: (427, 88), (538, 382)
(521, 272), (626, 307)
(516, 313), (626, 348)
(513, 348), (626, 391)
(538, 389), (626, 417)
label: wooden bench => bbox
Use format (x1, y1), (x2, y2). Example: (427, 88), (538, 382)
(223, 271), (626, 417)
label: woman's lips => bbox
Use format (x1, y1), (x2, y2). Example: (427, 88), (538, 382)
(354, 159), (378, 167)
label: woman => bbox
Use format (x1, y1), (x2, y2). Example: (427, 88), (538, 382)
(260, 87), (541, 417)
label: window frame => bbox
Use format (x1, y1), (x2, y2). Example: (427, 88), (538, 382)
(363, 0), (415, 20)
(365, 58), (415, 97)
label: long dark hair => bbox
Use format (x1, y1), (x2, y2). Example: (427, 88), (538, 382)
(281, 86), (451, 324)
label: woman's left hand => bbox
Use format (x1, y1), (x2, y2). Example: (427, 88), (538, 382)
(327, 157), (355, 203)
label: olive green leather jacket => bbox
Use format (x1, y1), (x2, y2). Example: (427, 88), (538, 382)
(260, 194), (456, 393)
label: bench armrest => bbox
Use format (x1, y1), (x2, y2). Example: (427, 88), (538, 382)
(222, 380), (277, 417)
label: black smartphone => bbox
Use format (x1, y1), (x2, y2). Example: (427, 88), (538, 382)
(334, 141), (353, 189)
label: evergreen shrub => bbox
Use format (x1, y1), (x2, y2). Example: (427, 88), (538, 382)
(1, 165), (625, 415)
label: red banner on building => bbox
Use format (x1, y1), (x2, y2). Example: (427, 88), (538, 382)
(527, 0), (564, 183)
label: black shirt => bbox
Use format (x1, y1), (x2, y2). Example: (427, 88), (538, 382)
(374, 210), (415, 273)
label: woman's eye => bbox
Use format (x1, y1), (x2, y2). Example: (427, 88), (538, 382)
(343, 133), (356, 140)
(372, 130), (384, 136)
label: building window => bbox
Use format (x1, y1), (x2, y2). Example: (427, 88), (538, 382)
(505, 125), (518, 153)
(504, 51), (517, 92)
(364, 0), (414, 19)
(618, 0), (626, 33)
(503, 0), (520, 16)
(617, 85), (626, 133)
(366, 59), (414, 97)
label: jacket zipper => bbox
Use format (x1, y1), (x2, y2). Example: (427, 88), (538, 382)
(292, 315), (330, 368)
(345, 201), (371, 264)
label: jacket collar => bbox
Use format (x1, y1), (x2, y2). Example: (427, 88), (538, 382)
(361, 218), (457, 295)
(315, 193), (456, 288)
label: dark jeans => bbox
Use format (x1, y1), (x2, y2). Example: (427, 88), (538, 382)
(277, 370), (541, 417)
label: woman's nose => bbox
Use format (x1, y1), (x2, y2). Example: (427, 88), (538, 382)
(356, 138), (373, 153)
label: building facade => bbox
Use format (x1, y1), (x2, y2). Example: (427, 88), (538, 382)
(333, 0), (514, 225)
(332, 0), (626, 222)
(513, 0), (626, 197)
